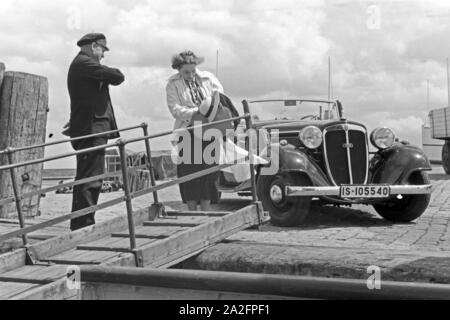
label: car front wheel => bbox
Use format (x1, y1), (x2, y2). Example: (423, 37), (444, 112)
(257, 173), (311, 227)
(373, 171), (431, 223)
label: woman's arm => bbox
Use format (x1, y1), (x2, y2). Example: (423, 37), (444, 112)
(209, 73), (224, 94)
(166, 81), (198, 122)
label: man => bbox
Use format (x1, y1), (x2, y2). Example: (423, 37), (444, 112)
(67, 33), (125, 231)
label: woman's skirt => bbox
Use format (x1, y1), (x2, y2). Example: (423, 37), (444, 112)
(177, 135), (220, 203)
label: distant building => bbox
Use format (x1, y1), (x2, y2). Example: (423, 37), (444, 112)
(105, 149), (176, 182)
(44, 149), (176, 184)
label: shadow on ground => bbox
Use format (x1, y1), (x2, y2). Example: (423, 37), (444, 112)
(430, 173), (449, 181)
(259, 204), (403, 232)
(163, 196), (408, 231)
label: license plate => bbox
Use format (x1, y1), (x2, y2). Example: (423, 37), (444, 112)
(340, 185), (390, 198)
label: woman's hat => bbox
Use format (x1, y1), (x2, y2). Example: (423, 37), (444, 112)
(198, 91), (220, 123)
(192, 91), (234, 139)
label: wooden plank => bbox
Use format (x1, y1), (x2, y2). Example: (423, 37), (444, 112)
(10, 277), (80, 300)
(111, 225), (189, 239)
(1, 265), (49, 278)
(158, 215), (216, 224)
(0, 238), (23, 254)
(0, 249), (26, 274)
(76, 237), (125, 249)
(27, 234), (56, 241)
(42, 250), (122, 265)
(77, 237), (157, 252)
(143, 222), (201, 228)
(0, 282), (40, 299)
(28, 206), (152, 260)
(166, 211), (229, 217)
(0, 196), (124, 243)
(0, 265), (67, 284)
(125, 204), (262, 268)
(111, 233), (168, 240)
(0, 224), (19, 233)
(100, 252), (137, 268)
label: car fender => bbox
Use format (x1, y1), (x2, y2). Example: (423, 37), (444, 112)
(268, 143), (330, 186)
(371, 143), (432, 184)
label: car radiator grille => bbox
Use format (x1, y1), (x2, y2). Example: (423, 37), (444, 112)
(323, 125), (368, 185)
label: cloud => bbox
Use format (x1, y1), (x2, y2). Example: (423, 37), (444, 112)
(1, 0), (449, 168)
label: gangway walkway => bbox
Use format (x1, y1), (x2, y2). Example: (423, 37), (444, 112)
(0, 102), (268, 300)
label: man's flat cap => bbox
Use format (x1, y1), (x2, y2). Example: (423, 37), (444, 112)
(77, 33), (109, 50)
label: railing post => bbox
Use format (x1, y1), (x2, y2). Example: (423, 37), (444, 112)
(117, 141), (138, 255)
(142, 123), (160, 203)
(141, 123), (166, 219)
(242, 101), (258, 202)
(6, 148), (28, 246)
(242, 101), (264, 226)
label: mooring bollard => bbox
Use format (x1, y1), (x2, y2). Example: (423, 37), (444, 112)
(0, 67), (48, 219)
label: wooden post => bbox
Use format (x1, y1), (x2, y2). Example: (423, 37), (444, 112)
(0, 68), (49, 218)
(0, 63), (5, 89)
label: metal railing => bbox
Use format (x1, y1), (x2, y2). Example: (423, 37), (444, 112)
(0, 101), (261, 265)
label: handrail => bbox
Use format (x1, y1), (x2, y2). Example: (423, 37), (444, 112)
(0, 104), (261, 263)
(0, 142), (119, 171)
(130, 157), (250, 200)
(0, 196), (126, 243)
(0, 157), (250, 243)
(122, 115), (248, 145)
(249, 99), (337, 105)
(0, 123), (146, 155)
(0, 164), (148, 207)
(0, 115), (249, 172)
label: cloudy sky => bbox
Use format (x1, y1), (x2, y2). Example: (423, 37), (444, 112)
(1, 0), (450, 168)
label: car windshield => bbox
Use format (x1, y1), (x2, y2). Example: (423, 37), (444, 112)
(247, 100), (339, 122)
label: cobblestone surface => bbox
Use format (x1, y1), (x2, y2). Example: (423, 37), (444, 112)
(225, 175), (450, 254)
(37, 173), (450, 255)
(34, 171), (450, 283)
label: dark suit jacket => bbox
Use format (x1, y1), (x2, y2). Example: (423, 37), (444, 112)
(67, 51), (124, 138)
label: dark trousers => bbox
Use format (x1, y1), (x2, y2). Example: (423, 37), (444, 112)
(70, 137), (107, 231)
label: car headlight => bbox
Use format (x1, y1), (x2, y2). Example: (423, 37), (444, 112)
(299, 126), (323, 149)
(370, 127), (396, 149)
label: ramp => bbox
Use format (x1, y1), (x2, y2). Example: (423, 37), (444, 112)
(0, 204), (267, 300)
(0, 108), (266, 300)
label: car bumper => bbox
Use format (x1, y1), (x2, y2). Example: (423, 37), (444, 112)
(286, 184), (433, 197)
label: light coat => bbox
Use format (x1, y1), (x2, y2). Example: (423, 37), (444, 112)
(166, 69), (224, 142)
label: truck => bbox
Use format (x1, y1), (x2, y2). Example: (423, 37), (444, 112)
(428, 107), (450, 174)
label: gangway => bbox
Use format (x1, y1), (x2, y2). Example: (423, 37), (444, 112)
(0, 103), (268, 300)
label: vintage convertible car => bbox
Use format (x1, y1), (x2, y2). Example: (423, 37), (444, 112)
(217, 99), (433, 227)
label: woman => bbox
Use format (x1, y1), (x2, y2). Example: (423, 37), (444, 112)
(166, 50), (224, 211)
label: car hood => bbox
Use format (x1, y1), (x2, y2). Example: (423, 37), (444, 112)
(254, 119), (367, 132)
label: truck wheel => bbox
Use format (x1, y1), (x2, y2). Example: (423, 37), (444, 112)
(257, 173), (311, 227)
(373, 171), (431, 223)
(443, 142), (450, 174)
